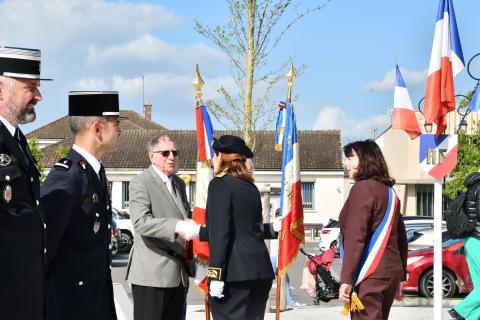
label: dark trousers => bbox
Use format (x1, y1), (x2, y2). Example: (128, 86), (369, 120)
(209, 279), (272, 320)
(351, 275), (401, 320)
(131, 284), (186, 320)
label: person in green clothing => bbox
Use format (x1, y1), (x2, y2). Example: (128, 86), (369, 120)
(449, 172), (480, 320)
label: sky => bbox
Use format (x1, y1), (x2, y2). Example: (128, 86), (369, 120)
(3, 0), (479, 143)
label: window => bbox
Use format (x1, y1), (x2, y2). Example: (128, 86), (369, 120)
(301, 182), (314, 209)
(188, 182), (196, 209)
(416, 184), (433, 217)
(122, 181), (129, 209)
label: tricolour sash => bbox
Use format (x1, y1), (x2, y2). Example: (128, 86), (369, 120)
(341, 187), (399, 314)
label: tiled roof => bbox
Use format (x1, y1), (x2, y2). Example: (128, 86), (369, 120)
(40, 129), (342, 171)
(27, 110), (166, 139)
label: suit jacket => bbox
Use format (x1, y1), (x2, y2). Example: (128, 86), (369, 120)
(126, 165), (190, 288)
(0, 124), (45, 320)
(339, 179), (408, 285)
(205, 174), (275, 283)
(41, 149), (116, 320)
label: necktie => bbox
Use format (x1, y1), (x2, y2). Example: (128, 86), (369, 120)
(14, 127), (31, 168)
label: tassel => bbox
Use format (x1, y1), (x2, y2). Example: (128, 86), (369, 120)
(350, 292), (365, 312)
(340, 302), (350, 316)
(340, 292), (365, 316)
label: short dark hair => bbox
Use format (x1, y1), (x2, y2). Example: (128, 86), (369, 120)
(343, 139), (395, 187)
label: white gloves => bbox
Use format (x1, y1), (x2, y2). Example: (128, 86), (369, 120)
(209, 280), (225, 298)
(175, 219), (201, 240)
(273, 217), (282, 232)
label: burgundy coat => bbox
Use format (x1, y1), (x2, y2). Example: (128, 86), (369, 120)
(339, 179), (408, 285)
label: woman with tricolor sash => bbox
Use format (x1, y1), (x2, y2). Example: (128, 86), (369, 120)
(338, 140), (408, 319)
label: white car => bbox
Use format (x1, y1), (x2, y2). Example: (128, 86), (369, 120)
(318, 219), (341, 252)
(112, 208), (135, 253)
(407, 227), (450, 250)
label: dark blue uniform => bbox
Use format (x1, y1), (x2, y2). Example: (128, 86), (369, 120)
(41, 148), (116, 320)
(205, 174), (275, 320)
(0, 123), (45, 320)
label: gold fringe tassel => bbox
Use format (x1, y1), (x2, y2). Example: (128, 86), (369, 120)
(340, 292), (365, 316)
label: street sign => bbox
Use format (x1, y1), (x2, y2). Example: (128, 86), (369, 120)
(419, 134), (458, 179)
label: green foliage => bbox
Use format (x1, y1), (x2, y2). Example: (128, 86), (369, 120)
(444, 92), (480, 199)
(195, 0), (330, 145)
(27, 138), (46, 181)
(56, 145), (70, 158)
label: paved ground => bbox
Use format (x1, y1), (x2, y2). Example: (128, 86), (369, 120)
(112, 239), (461, 319)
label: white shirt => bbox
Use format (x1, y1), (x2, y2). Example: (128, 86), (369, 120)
(152, 165), (174, 196)
(72, 144), (102, 180)
(0, 115), (16, 137)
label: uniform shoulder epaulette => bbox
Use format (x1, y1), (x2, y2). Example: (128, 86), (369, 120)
(54, 158), (72, 170)
(215, 170), (228, 178)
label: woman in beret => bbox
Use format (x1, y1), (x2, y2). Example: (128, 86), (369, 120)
(204, 134), (275, 320)
(339, 140), (407, 320)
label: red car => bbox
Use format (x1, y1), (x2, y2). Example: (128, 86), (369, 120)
(402, 239), (473, 297)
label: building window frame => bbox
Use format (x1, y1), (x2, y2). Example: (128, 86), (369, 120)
(301, 182), (315, 209)
(122, 181), (129, 209)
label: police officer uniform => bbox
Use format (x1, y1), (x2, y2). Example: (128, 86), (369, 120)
(0, 46), (51, 320)
(41, 92), (121, 320)
(205, 135), (275, 320)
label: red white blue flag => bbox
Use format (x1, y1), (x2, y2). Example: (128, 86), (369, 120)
(192, 104), (214, 294)
(355, 188), (398, 286)
(392, 65), (421, 139)
(423, 0), (464, 137)
(275, 101), (304, 279)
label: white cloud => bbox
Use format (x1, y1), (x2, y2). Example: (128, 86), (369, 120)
(364, 67), (427, 92)
(313, 106), (390, 141)
(86, 34), (228, 76)
(0, 0), (181, 50)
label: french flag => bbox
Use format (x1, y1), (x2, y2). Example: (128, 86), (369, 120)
(392, 65), (421, 139)
(423, 0), (464, 137)
(275, 101), (305, 279)
(192, 104), (214, 294)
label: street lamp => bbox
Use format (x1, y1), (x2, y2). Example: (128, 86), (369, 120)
(417, 94), (470, 134)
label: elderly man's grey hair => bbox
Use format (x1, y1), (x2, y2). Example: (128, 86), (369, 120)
(148, 135), (176, 153)
(68, 116), (106, 135)
(0, 75), (16, 89)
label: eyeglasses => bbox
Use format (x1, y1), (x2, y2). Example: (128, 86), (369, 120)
(152, 150), (179, 157)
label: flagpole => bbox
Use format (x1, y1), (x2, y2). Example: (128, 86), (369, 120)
(193, 64), (211, 320)
(276, 63), (296, 320)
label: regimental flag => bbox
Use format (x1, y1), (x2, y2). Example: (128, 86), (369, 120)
(192, 104), (214, 294)
(275, 101), (305, 279)
(392, 65), (421, 139)
(423, 0), (464, 137)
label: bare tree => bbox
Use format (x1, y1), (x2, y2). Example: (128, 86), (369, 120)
(195, 0), (331, 148)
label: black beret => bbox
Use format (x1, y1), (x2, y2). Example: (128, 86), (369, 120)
(212, 135), (253, 158)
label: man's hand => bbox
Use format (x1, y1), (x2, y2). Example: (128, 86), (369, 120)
(339, 283), (352, 303)
(273, 217), (282, 232)
(175, 219), (200, 240)
(209, 280), (225, 298)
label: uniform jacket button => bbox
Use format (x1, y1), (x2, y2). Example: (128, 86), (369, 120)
(78, 281), (84, 286)
(5, 175), (10, 181)
(36, 200), (40, 206)
(31, 177), (34, 182)
(108, 224), (111, 230)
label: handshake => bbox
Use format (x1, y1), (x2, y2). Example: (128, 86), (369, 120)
(175, 219), (201, 241)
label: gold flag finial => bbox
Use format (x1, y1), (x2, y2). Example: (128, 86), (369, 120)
(286, 62), (296, 103)
(193, 64), (205, 105)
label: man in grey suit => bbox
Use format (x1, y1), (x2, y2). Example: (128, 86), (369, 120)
(126, 135), (199, 320)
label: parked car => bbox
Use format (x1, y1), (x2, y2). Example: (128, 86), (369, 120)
(402, 239), (472, 297)
(407, 227), (450, 251)
(318, 219), (340, 252)
(403, 216), (446, 232)
(112, 208), (135, 253)
(111, 218), (121, 256)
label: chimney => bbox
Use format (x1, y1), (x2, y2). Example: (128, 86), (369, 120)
(143, 103), (152, 121)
